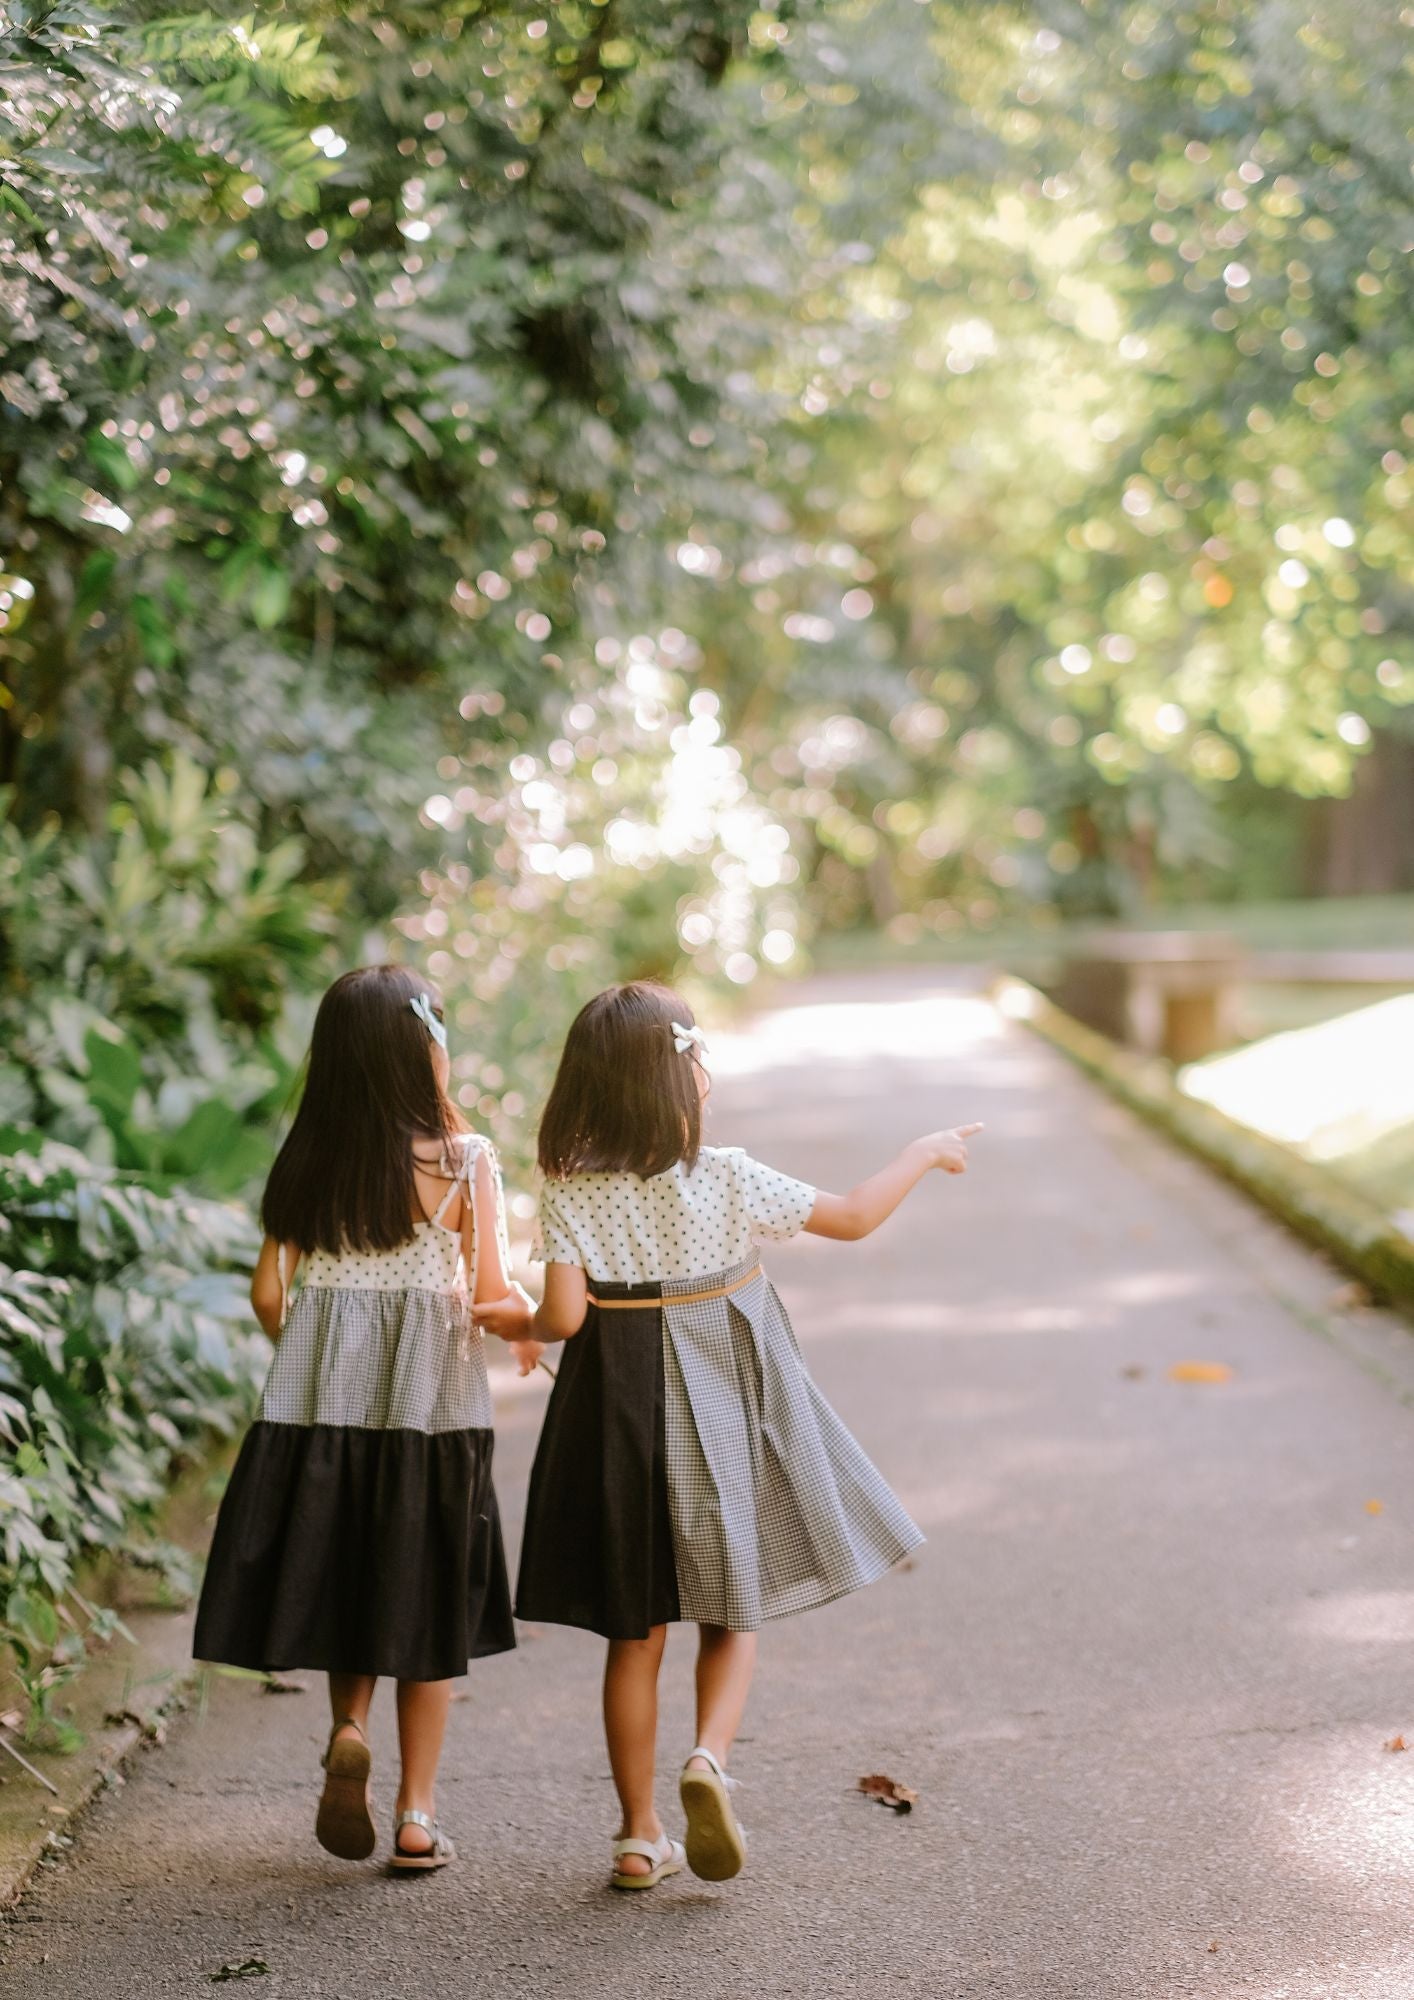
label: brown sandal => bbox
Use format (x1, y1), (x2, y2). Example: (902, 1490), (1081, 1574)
(315, 1718), (376, 1860)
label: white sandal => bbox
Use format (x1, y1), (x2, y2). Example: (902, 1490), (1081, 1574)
(389, 1808), (456, 1873)
(679, 1746), (747, 1882)
(611, 1829), (686, 1891)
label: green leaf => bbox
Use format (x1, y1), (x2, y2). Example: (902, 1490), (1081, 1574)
(82, 1029), (142, 1118)
(25, 149), (103, 177)
(85, 436), (140, 495)
(248, 563), (291, 630)
(75, 549), (118, 620)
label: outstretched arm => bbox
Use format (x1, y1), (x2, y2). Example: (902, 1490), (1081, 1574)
(804, 1124), (981, 1242)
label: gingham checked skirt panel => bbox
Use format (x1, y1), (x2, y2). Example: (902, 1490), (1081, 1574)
(515, 1255), (923, 1639)
(259, 1285), (494, 1432)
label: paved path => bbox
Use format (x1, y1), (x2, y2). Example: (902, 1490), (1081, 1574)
(7, 968), (1414, 2000)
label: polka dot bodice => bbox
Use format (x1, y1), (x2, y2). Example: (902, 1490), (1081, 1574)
(295, 1132), (508, 1303)
(534, 1145), (816, 1285)
(302, 1222), (465, 1296)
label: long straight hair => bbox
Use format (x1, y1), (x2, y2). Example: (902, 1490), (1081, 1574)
(538, 982), (702, 1180)
(262, 965), (464, 1254)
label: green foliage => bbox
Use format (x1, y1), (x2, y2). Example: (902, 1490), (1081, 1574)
(0, 752), (329, 1190)
(0, 1135), (262, 1741)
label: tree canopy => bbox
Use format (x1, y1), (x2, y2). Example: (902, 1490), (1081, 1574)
(3, 0), (1409, 1148)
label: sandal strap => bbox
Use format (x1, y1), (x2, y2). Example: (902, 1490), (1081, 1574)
(613, 1833), (671, 1863)
(683, 1745), (735, 1788)
(321, 1717), (369, 1768)
(394, 1809), (453, 1858)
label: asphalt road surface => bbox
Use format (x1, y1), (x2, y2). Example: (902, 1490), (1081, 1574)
(7, 968), (1414, 2000)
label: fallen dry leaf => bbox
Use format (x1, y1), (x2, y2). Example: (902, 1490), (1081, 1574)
(1120, 1365), (1147, 1381)
(1207, 1941), (1220, 1954)
(1384, 1734), (1408, 1753)
(259, 1674), (306, 1695)
(1166, 1361), (1234, 1386)
(209, 1959), (269, 1983)
(858, 1773), (917, 1812)
(1366, 1499), (1385, 1516)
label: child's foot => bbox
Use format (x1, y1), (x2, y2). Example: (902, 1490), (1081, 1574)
(315, 1718), (376, 1860)
(611, 1814), (665, 1881)
(611, 1827), (686, 1891)
(389, 1808), (456, 1872)
(679, 1747), (746, 1881)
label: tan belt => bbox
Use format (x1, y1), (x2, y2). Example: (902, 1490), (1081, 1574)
(587, 1263), (762, 1310)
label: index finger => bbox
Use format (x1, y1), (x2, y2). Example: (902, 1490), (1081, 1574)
(954, 1122), (984, 1137)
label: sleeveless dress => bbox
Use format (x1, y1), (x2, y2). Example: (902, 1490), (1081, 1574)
(194, 1134), (515, 1680)
(515, 1146), (923, 1639)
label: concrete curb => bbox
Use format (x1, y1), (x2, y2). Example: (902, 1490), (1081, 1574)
(0, 1442), (243, 1911)
(993, 973), (1414, 1315)
(0, 1600), (201, 1910)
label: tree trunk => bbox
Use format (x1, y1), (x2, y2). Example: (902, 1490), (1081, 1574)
(1305, 735), (1414, 895)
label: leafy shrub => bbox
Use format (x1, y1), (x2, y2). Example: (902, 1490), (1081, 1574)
(0, 1136), (264, 1744)
(0, 754), (334, 1197)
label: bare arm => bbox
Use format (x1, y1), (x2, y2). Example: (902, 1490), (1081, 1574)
(804, 1124), (982, 1242)
(465, 1144), (511, 1304)
(532, 1262), (589, 1343)
(250, 1236), (301, 1341)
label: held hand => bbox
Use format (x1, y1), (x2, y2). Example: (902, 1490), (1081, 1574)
(923, 1122), (983, 1174)
(472, 1281), (535, 1341)
(507, 1337), (546, 1379)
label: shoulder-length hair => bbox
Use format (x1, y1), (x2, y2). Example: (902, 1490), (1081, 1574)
(262, 964), (464, 1254)
(538, 982), (702, 1180)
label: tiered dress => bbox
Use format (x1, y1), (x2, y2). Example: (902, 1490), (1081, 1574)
(194, 1135), (514, 1681)
(515, 1145), (923, 1639)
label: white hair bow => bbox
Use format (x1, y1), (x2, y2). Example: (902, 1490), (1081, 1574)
(671, 1020), (706, 1056)
(409, 992), (448, 1050)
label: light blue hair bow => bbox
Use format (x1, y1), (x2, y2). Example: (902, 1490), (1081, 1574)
(409, 992), (448, 1050)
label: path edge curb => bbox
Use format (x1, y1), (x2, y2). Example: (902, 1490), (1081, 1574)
(0, 1604), (202, 1911)
(992, 973), (1414, 1315)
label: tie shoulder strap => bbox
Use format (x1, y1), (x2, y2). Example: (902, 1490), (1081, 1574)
(458, 1131), (512, 1302)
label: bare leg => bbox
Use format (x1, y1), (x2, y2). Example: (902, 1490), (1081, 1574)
(603, 1625), (668, 1876)
(687, 1626), (757, 1771)
(327, 1671), (375, 1742)
(393, 1678), (454, 1855)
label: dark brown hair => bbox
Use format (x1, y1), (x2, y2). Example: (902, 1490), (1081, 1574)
(262, 965), (464, 1254)
(538, 982), (703, 1180)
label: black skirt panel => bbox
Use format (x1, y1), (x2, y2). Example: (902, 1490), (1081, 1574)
(193, 1421), (515, 1680)
(514, 1288), (680, 1640)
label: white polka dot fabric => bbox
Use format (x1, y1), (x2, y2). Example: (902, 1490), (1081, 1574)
(533, 1145), (816, 1284)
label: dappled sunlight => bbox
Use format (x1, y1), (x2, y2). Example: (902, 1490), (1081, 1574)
(1269, 1755), (1414, 1890)
(1093, 1267), (1213, 1307)
(1295, 1589), (1414, 1647)
(709, 990), (1004, 1080)
(1181, 995), (1414, 1168)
